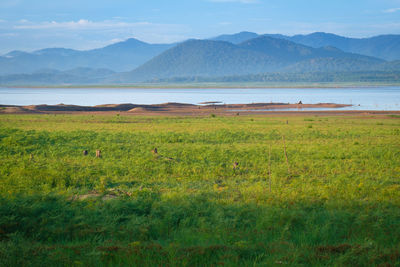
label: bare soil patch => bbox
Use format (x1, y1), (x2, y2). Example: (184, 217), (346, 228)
(1, 102), (399, 116)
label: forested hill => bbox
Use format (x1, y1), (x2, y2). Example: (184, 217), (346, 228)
(214, 32), (400, 61)
(118, 36), (386, 82)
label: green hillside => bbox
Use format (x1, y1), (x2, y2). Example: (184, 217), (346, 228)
(119, 40), (280, 82)
(119, 37), (387, 83)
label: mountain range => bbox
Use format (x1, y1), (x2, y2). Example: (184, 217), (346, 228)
(0, 39), (173, 75)
(119, 37), (386, 82)
(0, 31), (399, 84)
(213, 31), (400, 61)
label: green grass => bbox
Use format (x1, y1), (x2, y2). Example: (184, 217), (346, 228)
(0, 114), (399, 266)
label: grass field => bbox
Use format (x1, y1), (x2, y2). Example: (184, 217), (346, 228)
(0, 114), (399, 266)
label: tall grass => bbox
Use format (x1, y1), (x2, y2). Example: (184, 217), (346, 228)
(0, 114), (399, 266)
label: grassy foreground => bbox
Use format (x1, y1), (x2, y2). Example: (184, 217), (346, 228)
(0, 114), (399, 266)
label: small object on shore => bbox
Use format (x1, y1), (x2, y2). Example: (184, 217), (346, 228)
(152, 148), (158, 154)
(83, 150), (88, 156)
(96, 150), (101, 158)
(298, 101), (303, 105)
(233, 161), (239, 170)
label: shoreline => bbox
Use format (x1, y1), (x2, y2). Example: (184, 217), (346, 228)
(1, 102), (399, 116)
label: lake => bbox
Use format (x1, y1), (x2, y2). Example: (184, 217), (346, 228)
(1, 87), (400, 110)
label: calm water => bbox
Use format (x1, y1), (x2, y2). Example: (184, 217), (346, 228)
(1, 87), (400, 110)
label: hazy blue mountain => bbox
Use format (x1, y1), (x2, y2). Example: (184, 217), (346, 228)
(61, 67), (115, 78)
(94, 38), (168, 53)
(211, 31), (259, 44)
(282, 58), (381, 72)
(0, 68), (114, 85)
(213, 31), (400, 61)
(379, 60), (400, 71)
(117, 36), (386, 82)
(153, 71), (400, 84)
(282, 32), (350, 50)
(0, 38), (173, 75)
(239, 36), (320, 62)
(33, 48), (79, 56)
(1, 32), (398, 77)
(240, 36), (383, 65)
(264, 32), (400, 61)
(1, 33), (398, 85)
(86, 38), (174, 70)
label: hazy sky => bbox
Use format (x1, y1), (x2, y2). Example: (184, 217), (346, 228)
(0, 0), (399, 53)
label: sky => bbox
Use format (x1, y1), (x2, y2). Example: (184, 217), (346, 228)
(0, 0), (399, 54)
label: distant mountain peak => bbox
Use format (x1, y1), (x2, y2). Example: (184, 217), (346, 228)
(238, 35), (315, 60)
(309, 32), (339, 36)
(0, 37), (173, 74)
(33, 48), (79, 56)
(241, 35), (291, 44)
(237, 31), (257, 35)
(121, 38), (147, 45)
(211, 31), (259, 44)
(101, 38), (149, 50)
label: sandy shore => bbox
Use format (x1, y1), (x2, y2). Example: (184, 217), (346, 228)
(0, 102), (399, 116)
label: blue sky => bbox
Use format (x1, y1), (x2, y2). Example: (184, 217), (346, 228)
(0, 0), (399, 53)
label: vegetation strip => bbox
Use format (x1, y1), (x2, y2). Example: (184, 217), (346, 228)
(0, 114), (399, 266)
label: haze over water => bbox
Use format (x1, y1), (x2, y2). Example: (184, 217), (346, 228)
(1, 87), (399, 111)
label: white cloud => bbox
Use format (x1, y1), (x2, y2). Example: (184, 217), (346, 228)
(13, 19), (188, 36)
(383, 7), (400, 13)
(14, 19), (113, 30)
(4, 19), (192, 49)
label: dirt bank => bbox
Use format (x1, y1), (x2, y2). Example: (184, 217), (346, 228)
(1, 102), (399, 116)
